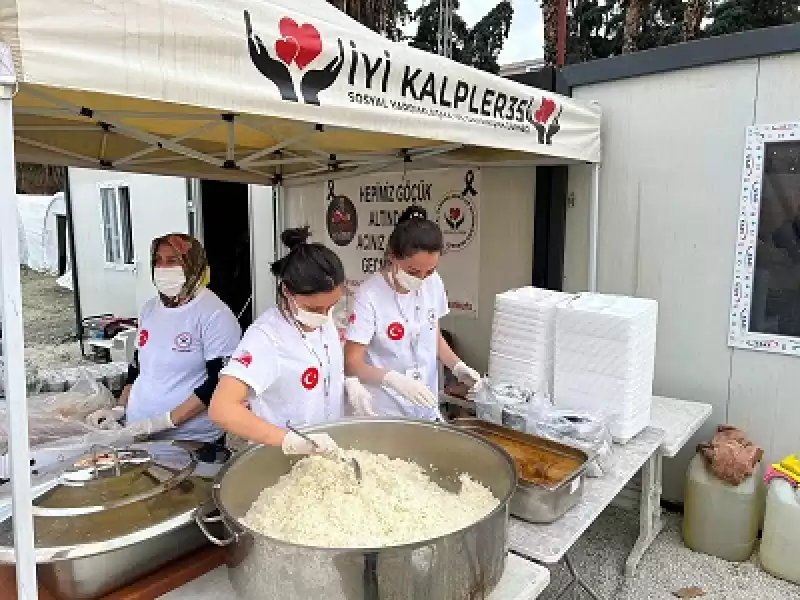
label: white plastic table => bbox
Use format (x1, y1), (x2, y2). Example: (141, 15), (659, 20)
(627, 397), (712, 575)
(508, 396), (712, 599)
(158, 553), (551, 599)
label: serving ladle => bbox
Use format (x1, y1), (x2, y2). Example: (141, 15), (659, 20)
(286, 423), (362, 483)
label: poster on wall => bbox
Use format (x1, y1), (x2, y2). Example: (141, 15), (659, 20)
(729, 122), (800, 356)
(324, 168), (481, 317)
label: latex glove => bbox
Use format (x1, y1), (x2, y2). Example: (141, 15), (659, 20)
(345, 377), (377, 417)
(452, 361), (483, 389)
(124, 412), (174, 439)
(281, 431), (339, 456)
(86, 407), (125, 430)
(383, 371), (437, 408)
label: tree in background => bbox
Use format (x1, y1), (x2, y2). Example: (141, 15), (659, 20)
(552, 0), (800, 66)
(326, 0), (411, 40)
(410, 0), (513, 74)
(707, 0), (800, 36)
(622, 0), (645, 53)
(16, 163), (66, 195)
(541, 0), (561, 67)
(684, 0), (709, 40)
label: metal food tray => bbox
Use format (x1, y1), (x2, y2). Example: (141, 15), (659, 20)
(452, 418), (593, 523)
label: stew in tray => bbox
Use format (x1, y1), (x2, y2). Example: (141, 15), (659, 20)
(478, 431), (581, 487)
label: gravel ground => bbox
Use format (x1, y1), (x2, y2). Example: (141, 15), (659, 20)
(540, 506), (800, 600)
(19, 268), (90, 369)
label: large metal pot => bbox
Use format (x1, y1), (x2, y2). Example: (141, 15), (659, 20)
(0, 442), (214, 599)
(197, 418), (517, 600)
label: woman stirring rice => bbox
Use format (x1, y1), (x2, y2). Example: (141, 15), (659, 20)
(209, 227), (356, 455)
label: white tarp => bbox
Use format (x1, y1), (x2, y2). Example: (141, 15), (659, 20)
(1, 0), (601, 182)
(16, 192), (66, 274)
(324, 168), (482, 316)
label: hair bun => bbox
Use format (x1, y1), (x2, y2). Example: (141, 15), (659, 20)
(281, 226), (312, 251)
(398, 205), (427, 223)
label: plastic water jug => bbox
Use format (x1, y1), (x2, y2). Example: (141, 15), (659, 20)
(682, 453), (760, 562)
(759, 479), (800, 584)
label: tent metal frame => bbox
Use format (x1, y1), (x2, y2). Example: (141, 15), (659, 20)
(13, 88), (479, 187)
(0, 49), (601, 600)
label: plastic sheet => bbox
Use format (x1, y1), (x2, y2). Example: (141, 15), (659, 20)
(0, 357), (42, 397)
(27, 370), (114, 421)
(472, 379), (551, 429)
(0, 371), (119, 461)
(528, 409), (614, 477)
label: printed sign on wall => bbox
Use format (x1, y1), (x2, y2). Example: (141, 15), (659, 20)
(729, 122), (800, 356)
(324, 168), (481, 316)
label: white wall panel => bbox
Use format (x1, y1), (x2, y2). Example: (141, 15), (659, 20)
(570, 61), (761, 501)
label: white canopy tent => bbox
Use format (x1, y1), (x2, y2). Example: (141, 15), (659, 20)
(0, 0), (601, 596)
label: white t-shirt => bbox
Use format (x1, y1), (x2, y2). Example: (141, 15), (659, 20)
(221, 307), (345, 428)
(126, 289), (242, 443)
(346, 272), (449, 419)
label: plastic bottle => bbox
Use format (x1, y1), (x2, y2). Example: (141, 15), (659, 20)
(759, 479), (800, 584)
(682, 453), (760, 562)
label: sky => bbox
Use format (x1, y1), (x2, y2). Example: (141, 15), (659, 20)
(403, 0), (545, 64)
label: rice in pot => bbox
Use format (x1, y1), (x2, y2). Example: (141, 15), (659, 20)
(242, 449), (499, 548)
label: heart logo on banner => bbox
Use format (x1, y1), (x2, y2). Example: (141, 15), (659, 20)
(276, 17), (322, 70)
(275, 37), (299, 66)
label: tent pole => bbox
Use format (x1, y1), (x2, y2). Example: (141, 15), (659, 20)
(588, 163), (599, 293)
(0, 77), (38, 597)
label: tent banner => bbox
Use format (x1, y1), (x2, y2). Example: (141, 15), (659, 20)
(324, 168), (481, 317)
(1, 0), (601, 164)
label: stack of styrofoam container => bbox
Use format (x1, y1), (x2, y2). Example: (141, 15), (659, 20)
(553, 294), (658, 443)
(488, 287), (574, 395)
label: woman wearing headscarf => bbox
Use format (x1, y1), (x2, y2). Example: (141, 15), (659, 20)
(86, 234), (242, 446)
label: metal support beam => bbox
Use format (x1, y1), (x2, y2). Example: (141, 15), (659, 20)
(114, 120), (221, 166)
(588, 163), (599, 292)
(239, 129), (320, 167)
(0, 48), (38, 599)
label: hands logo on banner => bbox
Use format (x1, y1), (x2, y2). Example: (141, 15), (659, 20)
(244, 10), (345, 105)
(527, 97), (563, 145)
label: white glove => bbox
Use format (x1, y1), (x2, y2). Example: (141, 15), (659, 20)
(86, 407), (126, 430)
(124, 412), (175, 439)
(281, 431), (339, 456)
(452, 361), (483, 389)
(345, 378), (377, 417)
(383, 371), (437, 408)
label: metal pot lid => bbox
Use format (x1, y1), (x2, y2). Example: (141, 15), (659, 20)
(32, 442), (197, 517)
(0, 442), (209, 563)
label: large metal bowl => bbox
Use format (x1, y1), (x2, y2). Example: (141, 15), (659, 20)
(197, 418), (517, 600)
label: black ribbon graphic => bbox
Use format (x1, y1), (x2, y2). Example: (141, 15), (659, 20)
(462, 170), (477, 197)
(327, 179), (336, 203)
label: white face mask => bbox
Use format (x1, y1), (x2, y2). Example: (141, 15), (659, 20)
(394, 266), (425, 293)
(154, 267), (186, 298)
(290, 297), (332, 330)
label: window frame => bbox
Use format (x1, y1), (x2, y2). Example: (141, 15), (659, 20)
(729, 122), (800, 356)
(98, 182), (136, 270)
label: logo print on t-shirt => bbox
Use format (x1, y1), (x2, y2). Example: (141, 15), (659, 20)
(174, 332), (193, 351)
(348, 312), (356, 324)
(233, 351), (253, 368)
(138, 330), (149, 348)
(301, 367), (320, 390)
(387, 322), (405, 341)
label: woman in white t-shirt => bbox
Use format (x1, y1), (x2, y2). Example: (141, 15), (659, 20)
(209, 227), (350, 455)
(343, 206), (482, 420)
(86, 234), (242, 447)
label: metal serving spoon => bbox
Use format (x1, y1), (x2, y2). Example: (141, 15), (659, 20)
(286, 423), (362, 483)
